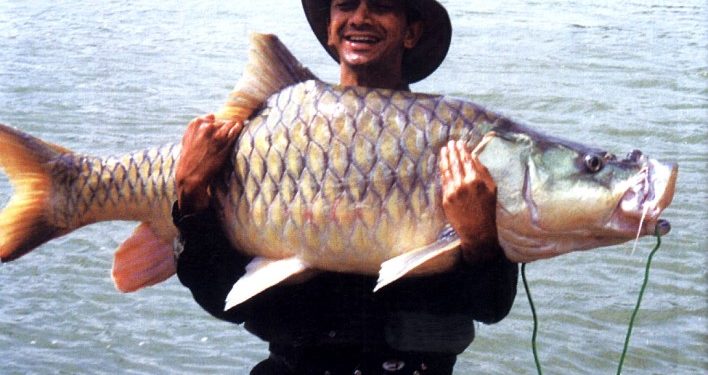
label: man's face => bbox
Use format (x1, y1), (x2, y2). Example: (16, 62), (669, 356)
(327, 0), (421, 74)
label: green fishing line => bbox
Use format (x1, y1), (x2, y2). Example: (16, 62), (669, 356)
(522, 229), (663, 375)
(616, 229), (662, 374)
(521, 262), (543, 375)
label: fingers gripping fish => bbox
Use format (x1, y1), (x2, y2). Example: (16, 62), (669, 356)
(0, 34), (678, 310)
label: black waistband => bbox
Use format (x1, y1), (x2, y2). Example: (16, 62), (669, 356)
(255, 344), (457, 375)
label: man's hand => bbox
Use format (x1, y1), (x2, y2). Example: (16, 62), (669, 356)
(439, 140), (501, 263)
(176, 114), (243, 215)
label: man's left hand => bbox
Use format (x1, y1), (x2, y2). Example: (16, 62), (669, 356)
(439, 140), (502, 263)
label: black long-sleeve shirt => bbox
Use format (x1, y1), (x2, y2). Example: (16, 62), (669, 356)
(173, 203), (518, 357)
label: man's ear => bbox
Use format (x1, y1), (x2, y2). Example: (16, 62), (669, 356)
(404, 21), (423, 49)
(326, 22), (335, 48)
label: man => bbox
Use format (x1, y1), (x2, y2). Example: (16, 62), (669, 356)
(174, 1), (518, 373)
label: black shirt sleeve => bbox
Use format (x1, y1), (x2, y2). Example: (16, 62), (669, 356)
(380, 251), (518, 324)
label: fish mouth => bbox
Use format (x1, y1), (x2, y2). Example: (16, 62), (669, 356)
(609, 158), (678, 237)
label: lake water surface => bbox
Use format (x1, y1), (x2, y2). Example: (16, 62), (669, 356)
(0, 1), (705, 373)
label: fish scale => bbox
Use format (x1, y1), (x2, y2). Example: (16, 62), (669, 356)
(221, 80), (489, 272)
(47, 144), (179, 230)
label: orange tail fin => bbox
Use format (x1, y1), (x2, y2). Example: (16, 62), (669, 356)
(0, 124), (71, 261)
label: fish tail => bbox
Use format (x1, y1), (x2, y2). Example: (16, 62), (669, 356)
(0, 123), (71, 261)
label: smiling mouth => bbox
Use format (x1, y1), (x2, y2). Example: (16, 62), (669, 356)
(344, 35), (381, 44)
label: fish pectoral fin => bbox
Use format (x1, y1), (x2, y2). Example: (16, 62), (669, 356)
(112, 222), (176, 293)
(224, 256), (309, 311)
(374, 227), (462, 292)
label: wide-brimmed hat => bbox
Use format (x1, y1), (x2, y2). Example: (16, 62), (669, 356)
(301, 0), (452, 83)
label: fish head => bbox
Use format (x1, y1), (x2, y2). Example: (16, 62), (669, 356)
(476, 127), (678, 263)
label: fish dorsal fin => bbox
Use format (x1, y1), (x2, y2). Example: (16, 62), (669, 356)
(374, 226), (462, 292)
(110, 33), (311, 290)
(224, 256), (309, 310)
(215, 33), (318, 121)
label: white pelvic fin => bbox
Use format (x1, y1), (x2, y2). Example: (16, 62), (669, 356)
(215, 33), (318, 121)
(374, 227), (462, 292)
(224, 256), (308, 310)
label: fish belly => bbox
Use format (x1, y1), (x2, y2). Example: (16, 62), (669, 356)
(218, 81), (492, 274)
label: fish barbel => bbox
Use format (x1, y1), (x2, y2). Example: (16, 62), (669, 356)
(0, 34), (677, 308)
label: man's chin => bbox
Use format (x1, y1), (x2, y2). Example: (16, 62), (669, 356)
(341, 52), (377, 67)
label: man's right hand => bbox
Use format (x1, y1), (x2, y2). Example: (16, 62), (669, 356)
(176, 114), (243, 215)
(438, 140), (501, 263)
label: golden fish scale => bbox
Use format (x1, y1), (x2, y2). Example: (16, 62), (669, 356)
(221, 81), (493, 273)
(49, 144), (179, 229)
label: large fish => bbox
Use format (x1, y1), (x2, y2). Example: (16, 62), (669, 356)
(0, 34), (677, 309)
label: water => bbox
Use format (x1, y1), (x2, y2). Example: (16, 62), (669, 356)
(0, 1), (705, 373)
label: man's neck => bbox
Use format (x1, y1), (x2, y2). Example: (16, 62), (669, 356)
(339, 65), (410, 91)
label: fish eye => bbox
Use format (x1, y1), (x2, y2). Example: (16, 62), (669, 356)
(584, 154), (604, 173)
